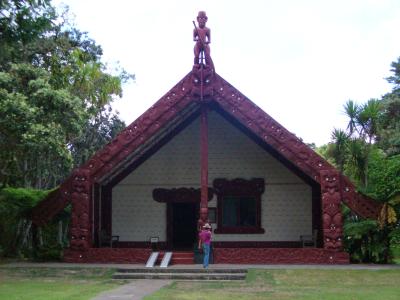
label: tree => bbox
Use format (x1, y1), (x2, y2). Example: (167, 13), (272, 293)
(0, 63), (86, 188)
(0, 0), (133, 188)
(0, 0), (55, 69)
(330, 128), (348, 173)
(71, 106), (126, 166)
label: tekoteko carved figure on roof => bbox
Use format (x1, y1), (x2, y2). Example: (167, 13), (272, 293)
(193, 11), (214, 71)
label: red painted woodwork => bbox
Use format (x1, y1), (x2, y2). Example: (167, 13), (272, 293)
(170, 251), (194, 265)
(64, 248), (151, 263)
(213, 241), (302, 248)
(63, 247), (348, 264)
(320, 170), (344, 251)
(70, 169), (92, 250)
(152, 187), (214, 203)
(213, 248), (349, 264)
(200, 106), (209, 226)
(193, 11), (214, 71)
(191, 66), (214, 101)
(113, 241), (168, 249)
(213, 178), (265, 234)
(32, 70), (381, 228)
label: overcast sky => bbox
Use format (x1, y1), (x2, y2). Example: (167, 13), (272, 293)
(54, 0), (400, 146)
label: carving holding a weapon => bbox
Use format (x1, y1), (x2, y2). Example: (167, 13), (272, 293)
(193, 11), (214, 71)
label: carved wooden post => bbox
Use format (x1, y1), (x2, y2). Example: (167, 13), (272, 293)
(199, 105), (209, 227)
(320, 170), (344, 251)
(70, 169), (92, 254)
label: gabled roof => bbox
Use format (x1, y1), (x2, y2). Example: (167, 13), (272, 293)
(31, 68), (381, 225)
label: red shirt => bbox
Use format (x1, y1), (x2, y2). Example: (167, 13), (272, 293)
(199, 230), (211, 245)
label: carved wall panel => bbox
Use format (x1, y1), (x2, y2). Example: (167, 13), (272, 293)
(31, 179), (73, 226)
(64, 248), (151, 263)
(213, 248), (349, 264)
(190, 66), (214, 101)
(320, 170), (343, 251)
(69, 168), (92, 250)
(341, 175), (381, 219)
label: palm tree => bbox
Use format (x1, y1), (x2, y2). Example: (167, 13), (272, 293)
(357, 99), (381, 144)
(343, 100), (360, 136)
(347, 138), (368, 187)
(343, 99), (381, 188)
(331, 128), (349, 173)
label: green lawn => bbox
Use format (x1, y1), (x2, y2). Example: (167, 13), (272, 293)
(0, 267), (122, 300)
(146, 269), (400, 300)
(1, 267), (400, 300)
(392, 246), (400, 264)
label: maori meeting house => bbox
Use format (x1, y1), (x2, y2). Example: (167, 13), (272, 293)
(31, 12), (382, 264)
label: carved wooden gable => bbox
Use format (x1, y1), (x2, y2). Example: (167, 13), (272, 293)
(32, 69), (381, 226)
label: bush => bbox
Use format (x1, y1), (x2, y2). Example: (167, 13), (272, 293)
(0, 187), (69, 260)
(34, 244), (63, 261)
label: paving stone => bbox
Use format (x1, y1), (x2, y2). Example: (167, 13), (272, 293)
(92, 279), (171, 300)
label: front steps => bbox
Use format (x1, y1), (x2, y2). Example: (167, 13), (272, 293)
(112, 267), (247, 280)
(119, 251), (246, 280)
(155, 251), (194, 265)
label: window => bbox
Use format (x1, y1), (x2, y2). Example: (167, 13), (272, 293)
(213, 178), (265, 234)
(222, 197), (256, 227)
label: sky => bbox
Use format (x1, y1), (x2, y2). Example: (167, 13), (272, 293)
(53, 0), (400, 146)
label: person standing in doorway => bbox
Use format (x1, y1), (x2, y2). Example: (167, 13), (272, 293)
(198, 223), (212, 268)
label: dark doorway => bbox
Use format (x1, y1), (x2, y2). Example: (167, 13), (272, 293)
(171, 203), (198, 249)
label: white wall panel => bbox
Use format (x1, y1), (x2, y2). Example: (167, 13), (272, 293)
(112, 110), (312, 242)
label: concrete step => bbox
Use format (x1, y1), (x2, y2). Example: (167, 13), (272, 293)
(112, 272), (246, 280)
(116, 268), (247, 274)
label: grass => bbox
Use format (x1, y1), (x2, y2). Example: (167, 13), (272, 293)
(145, 269), (400, 300)
(0, 267), (122, 300)
(391, 245), (400, 264)
(1, 266), (400, 300)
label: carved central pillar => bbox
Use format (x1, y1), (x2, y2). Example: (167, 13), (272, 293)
(199, 105), (208, 227)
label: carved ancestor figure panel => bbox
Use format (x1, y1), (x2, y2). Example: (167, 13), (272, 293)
(70, 169), (92, 250)
(320, 169), (343, 251)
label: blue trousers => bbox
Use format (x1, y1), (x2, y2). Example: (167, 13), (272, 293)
(202, 243), (210, 268)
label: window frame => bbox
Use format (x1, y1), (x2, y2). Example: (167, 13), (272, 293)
(213, 178), (265, 234)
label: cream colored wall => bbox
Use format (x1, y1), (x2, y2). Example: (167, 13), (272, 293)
(112, 119), (201, 241)
(112, 110), (312, 242)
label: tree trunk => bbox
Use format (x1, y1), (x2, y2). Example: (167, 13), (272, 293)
(58, 220), (63, 246)
(38, 227), (44, 246)
(21, 220), (32, 249)
(12, 219), (25, 252)
(23, 159), (29, 188)
(37, 165), (42, 189)
(63, 222), (69, 247)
